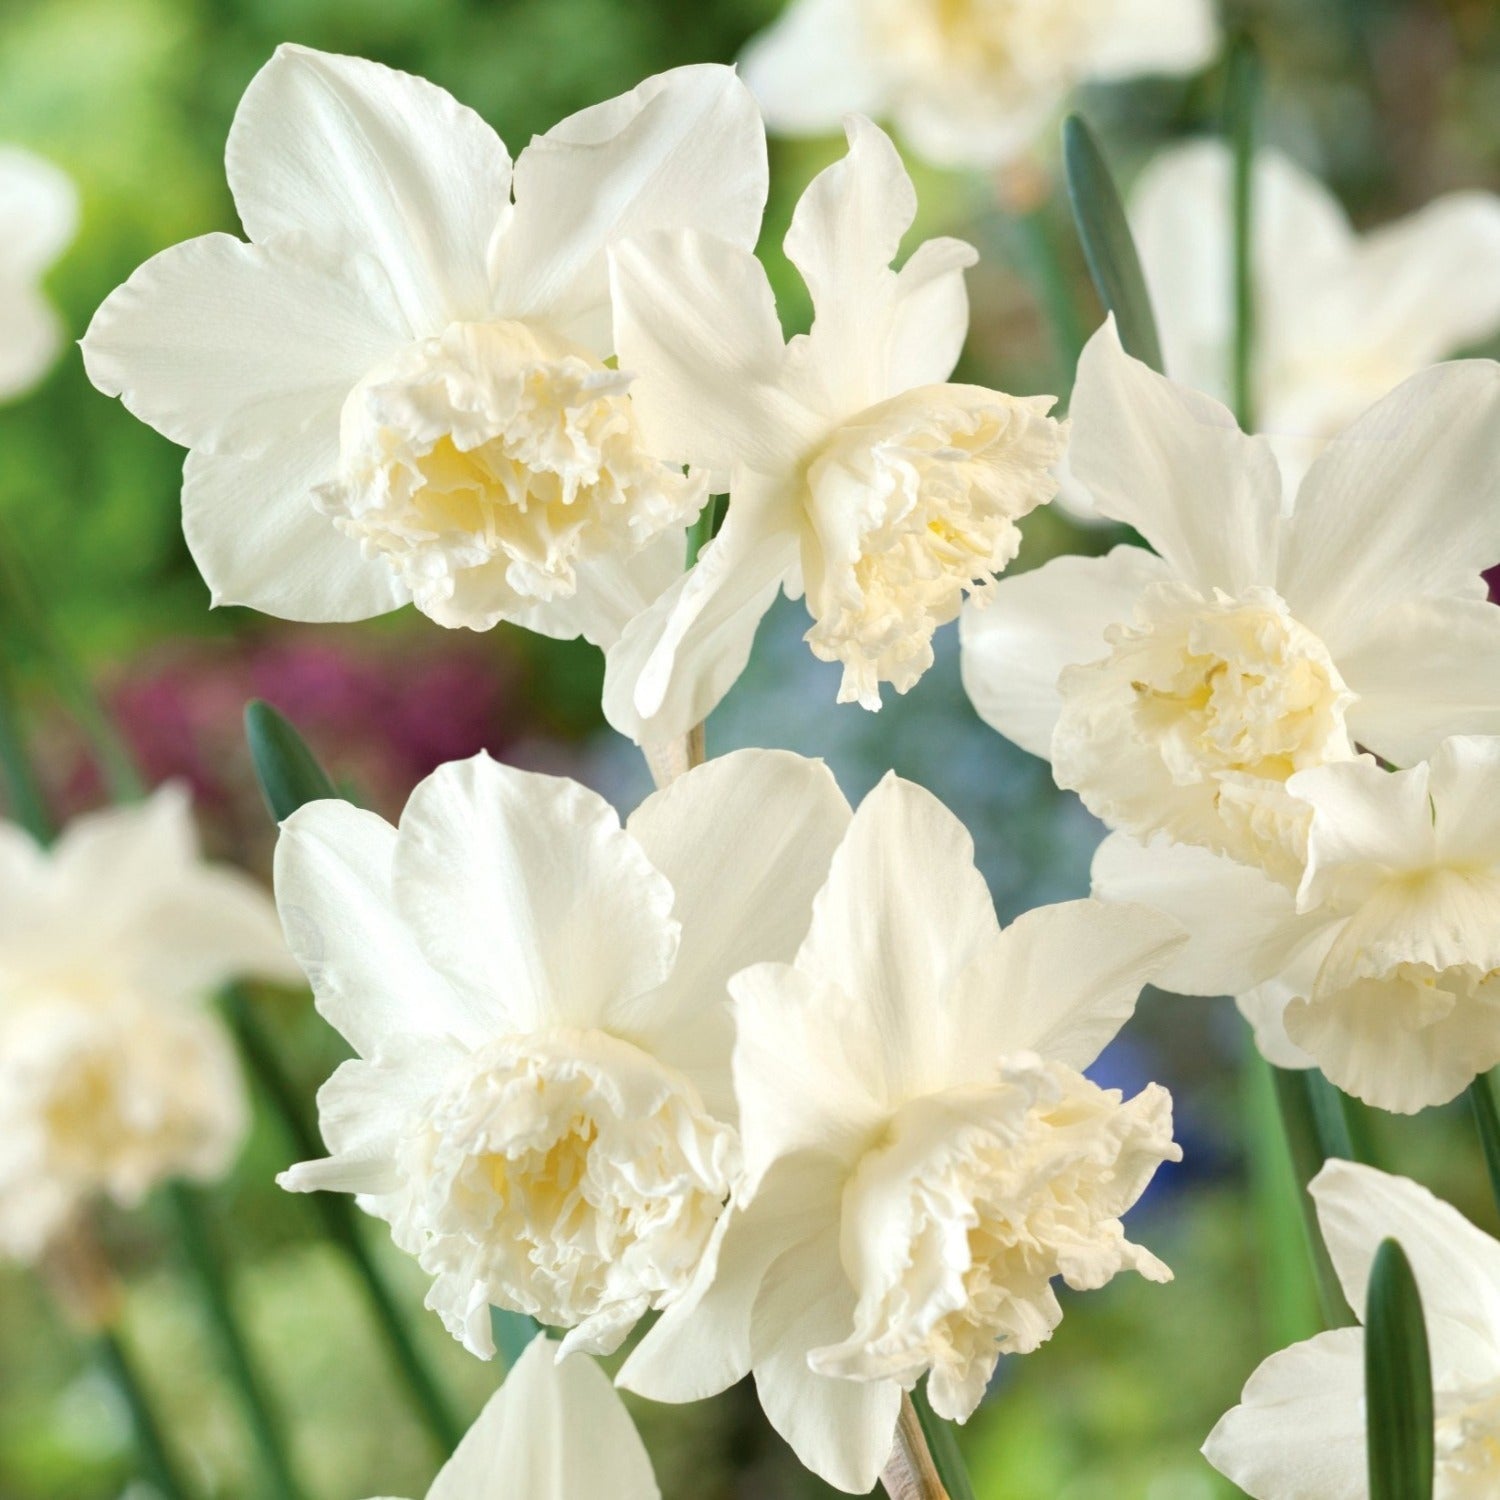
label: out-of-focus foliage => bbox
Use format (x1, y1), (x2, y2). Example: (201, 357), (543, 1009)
(2, 0), (1500, 1496)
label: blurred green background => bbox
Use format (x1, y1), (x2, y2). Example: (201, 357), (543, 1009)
(2, 0), (1499, 1496)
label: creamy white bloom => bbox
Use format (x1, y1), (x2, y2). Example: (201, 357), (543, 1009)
(1059, 143), (1500, 519)
(604, 116), (1064, 742)
(0, 146), (77, 401)
(82, 47), (767, 648)
(0, 787), (297, 1263)
(1205, 1162), (1500, 1499)
(1094, 737), (1500, 1113)
(369, 1332), (659, 1500)
(962, 321), (1500, 881)
(617, 774), (1183, 1492)
(275, 748), (850, 1359)
(738, 0), (1217, 170)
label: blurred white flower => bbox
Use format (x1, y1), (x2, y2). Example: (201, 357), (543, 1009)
(82, 46), (767, 646)
(1205, 1161), (1500, 1498)
(275, 749), (850, 1359)
(738, 0), (1217, 170)
(0, 787), (297, 1263)
(1096, 737), (1500, 1114)
(1058, 141), (1500, 519)
(371, 1333), (659, 1500)
(962, 322), (1500, 882)
(618, 774), (1182, 1493)
(604, 116), (1064, 742)
(0, 146), (77, 401)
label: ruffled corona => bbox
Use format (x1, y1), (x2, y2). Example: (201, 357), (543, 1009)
(810, 1057), (1177, 1421)
(384, 1028), (736, 1357)
(0, 992), (247, 1262)
(1056, 582), (1355, 881)
(801, 387), (1062, 710)
(317, 320), (703, 630)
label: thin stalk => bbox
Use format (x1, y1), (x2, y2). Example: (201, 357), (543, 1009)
(96, 1325), (195, 1500)
(1271, 1067), (1356, 1329)
(881, 1392), (951, 1500)
(0, 654), (53, 842)
(167, 1183), (307, 1500)
(1227, 35), (1259, 431)
(1469, 1069), (1500, 1217)
(909, 1381), (975, 1500)
(1242, 1054), (1321, 1351)
(221, 986), (463, 1454)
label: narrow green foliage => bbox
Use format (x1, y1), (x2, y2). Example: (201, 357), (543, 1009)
(244, 700), (338, 821)
(1062, 114), (1165, 374)
(97, 1327), (195, 1500)
(168, 1183), (308, 1500)
(911, 1378), (976, 1500)
(686, 493), (728, 569)
(0, 656), (53, 844)
(1270, 1068), (1358, 1330)
(1365, 1238), (1435, 1500)
(1468, 1069), (1500, 1218)
(1226, 34), (1260, 430)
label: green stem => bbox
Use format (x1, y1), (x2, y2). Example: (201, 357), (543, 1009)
(1227, 34), (1259, 431)
(1270, 1067), (1357, 1329)
(1242, 1054), (1321, 1350)
(221, 985), (464, 1454)
(910, 1379), (975, 1500)
(685, 494), (727, 569)
(167, 1183), (307, 1500)
(0, 654), (53, 843)
(96, 1325), (194, 1500)
(1012, 199), (1087, 392)
(1469, 1069), (1500, 1216)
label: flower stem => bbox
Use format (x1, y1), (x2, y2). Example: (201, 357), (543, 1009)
(167, 1182), (308, 1500)
(881, 1393), (952, 1500)
(1468, 1068), (1500, 1216)
(220, 984), (465, 1455)
(1269, 1066), (1358, 1329)
(96, 1325), (196, 1500)
(1226, 32), (1260, 431)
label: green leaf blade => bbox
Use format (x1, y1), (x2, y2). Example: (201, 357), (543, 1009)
(1062, 113), (1165, 376)
(1364, 1237), (1435, 1500)
(244, 699), (339, 820)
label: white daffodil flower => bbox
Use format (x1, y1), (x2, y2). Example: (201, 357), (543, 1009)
(1205, 1161), (1500, 1499)
(0, 787), (297, 1263)
(1095, 737), (1500, 1114)
(603, 115), (1065, 743)
(737, 0), (1217, 170)
(275, 748), (850, 1360)
(616, 773), (1183, 1493)
(370, 1333), (658, 1500)
(0, 145), (77, 401)
(1059, 140), (1500, 520)
(961, 321), (1500, 884)
(82, 46), (767, 649)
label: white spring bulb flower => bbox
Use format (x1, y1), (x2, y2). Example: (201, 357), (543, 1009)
(1205, 1162), (1500, 1499)
(0, 146), (77, 401)
(274, 748), (851, 1360)
(81, 46), (768, 649)
(737, 0), (1217, 171)
(1094, 737), (1500, 1115)
(603, 115), (1065, 744)
(0, 787), (298, 1263)
(1058, 141), (1500, 520)
(961, 320), (1500, 884)
(616, 773), (1184, 1493)
(368, 1333), (658, 1500)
